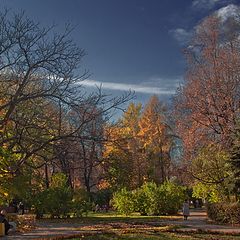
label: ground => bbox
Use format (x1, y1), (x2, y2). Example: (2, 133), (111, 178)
(4, 209), (240, 240)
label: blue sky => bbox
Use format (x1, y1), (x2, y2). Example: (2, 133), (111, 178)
(0, 0), (239, 105)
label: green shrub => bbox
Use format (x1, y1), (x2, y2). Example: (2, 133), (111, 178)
(207, 202), (240, 224)
(112, 181), (186, 216)
(33, 173), (72, 218)
(133, 187), (149, 215)
(158, 181), (185, 215)
(0, 169), (41, 208)
(71, 188), (91, 217)
(32, 190), (48, 218)
(92, 189), (112, 207)
(45, 186), (72, 217)
(134, 182), (158, 215)
(33, 185), (73, 218)
(143, 181), (185, 215)
(112, 188), (134, 215)
(193, 182), (222, 203)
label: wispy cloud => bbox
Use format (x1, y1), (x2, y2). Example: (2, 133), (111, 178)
(192, 0), (223, 10)
(169, 28), (192, 45)
(141, 76), (182, 88)
(81, 79), (176, 95)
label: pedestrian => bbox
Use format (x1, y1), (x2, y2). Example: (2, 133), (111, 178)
(0, 209), (12, 235)
(182, 199), (190, 220)
(18, 201), (24, 215)
(95, 204), (100, 212)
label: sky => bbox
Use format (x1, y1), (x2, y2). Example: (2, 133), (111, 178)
(0, 0), (240, 107)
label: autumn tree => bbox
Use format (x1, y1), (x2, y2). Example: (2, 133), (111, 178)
(119, 102), (144, 187)
(139, 95), (173, 183)
(103, 97), (175, 189)
(103, 121), (135, 190)
(174, 14), (240, 196)
(174, 15), (240, 161)
(0, 10), (135, 204)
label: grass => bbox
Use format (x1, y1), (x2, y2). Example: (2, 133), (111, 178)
(68, 232), (240, 240)
(36, 211), (240, 240)
(38, 211), (181, 224)
(87, 211), (181, 219)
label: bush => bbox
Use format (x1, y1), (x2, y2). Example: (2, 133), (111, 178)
(193, 182), (222, 203)
(33, 185), (72, 218)
(32, 174), (93, 218)
(71, 188), (91, 217)
(33, 173), (72, 218)
(207, 202), (240, 224)
(158, 181), (185, 215)
(134, 182), (159, 215)
(0, 170), (40, 208)
(112, 188), (135, 215)
(92, 189), (112, 207)
(45, 186), (72, 217)
(112, 181), (186, 216)
(32, 190), (48, 218)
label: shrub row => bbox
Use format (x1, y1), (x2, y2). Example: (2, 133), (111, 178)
(112, 181), (186, 215)
(207, 202), (240, 224)
(32, 174), (91, 218)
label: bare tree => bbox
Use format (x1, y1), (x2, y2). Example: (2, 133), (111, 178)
(0, 10), (133, 176)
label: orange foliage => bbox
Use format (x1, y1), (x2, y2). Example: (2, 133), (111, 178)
(175, 16), (240, 161)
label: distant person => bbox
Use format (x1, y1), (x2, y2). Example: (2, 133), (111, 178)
(0, 209), (12, 235)
(196, 199), (199, 208)
(95, 204), (100, 212)
(182, 199), (190, 220)
(18, 201), (24, 215)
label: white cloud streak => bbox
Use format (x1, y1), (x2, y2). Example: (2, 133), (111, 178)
(80, 79), (175, 95)
(192, 0), (222, 10)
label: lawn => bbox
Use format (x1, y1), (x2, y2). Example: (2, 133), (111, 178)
(37, 211), (240, 240)
(69, 232), (240, 240)
(39, 211), (181, 224)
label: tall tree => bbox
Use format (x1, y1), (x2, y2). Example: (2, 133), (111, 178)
(120, 103), (143, 187)
(173, 14), (240, 196)
(103, 123), (135, 190)
(139, 96), (172, 183)
(174, 16), (240, 161)
(0, 10), (133, 177)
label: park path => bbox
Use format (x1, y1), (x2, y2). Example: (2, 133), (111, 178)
(163, 209), (240, 234)
(2, 209), (240, 239)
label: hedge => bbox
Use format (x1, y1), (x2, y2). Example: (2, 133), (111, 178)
(207, 202), (240, 224)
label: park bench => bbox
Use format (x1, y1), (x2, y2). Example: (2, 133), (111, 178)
(0, 223), (4, 236)
(0, 206), (16, 213)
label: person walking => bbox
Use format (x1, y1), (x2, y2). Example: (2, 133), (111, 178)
(182, 199), (190, 220)
(0, 209), (12, 235)
(18, 201), (25, 215)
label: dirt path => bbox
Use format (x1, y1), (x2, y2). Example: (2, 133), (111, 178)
(4, 209), (240, 239)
